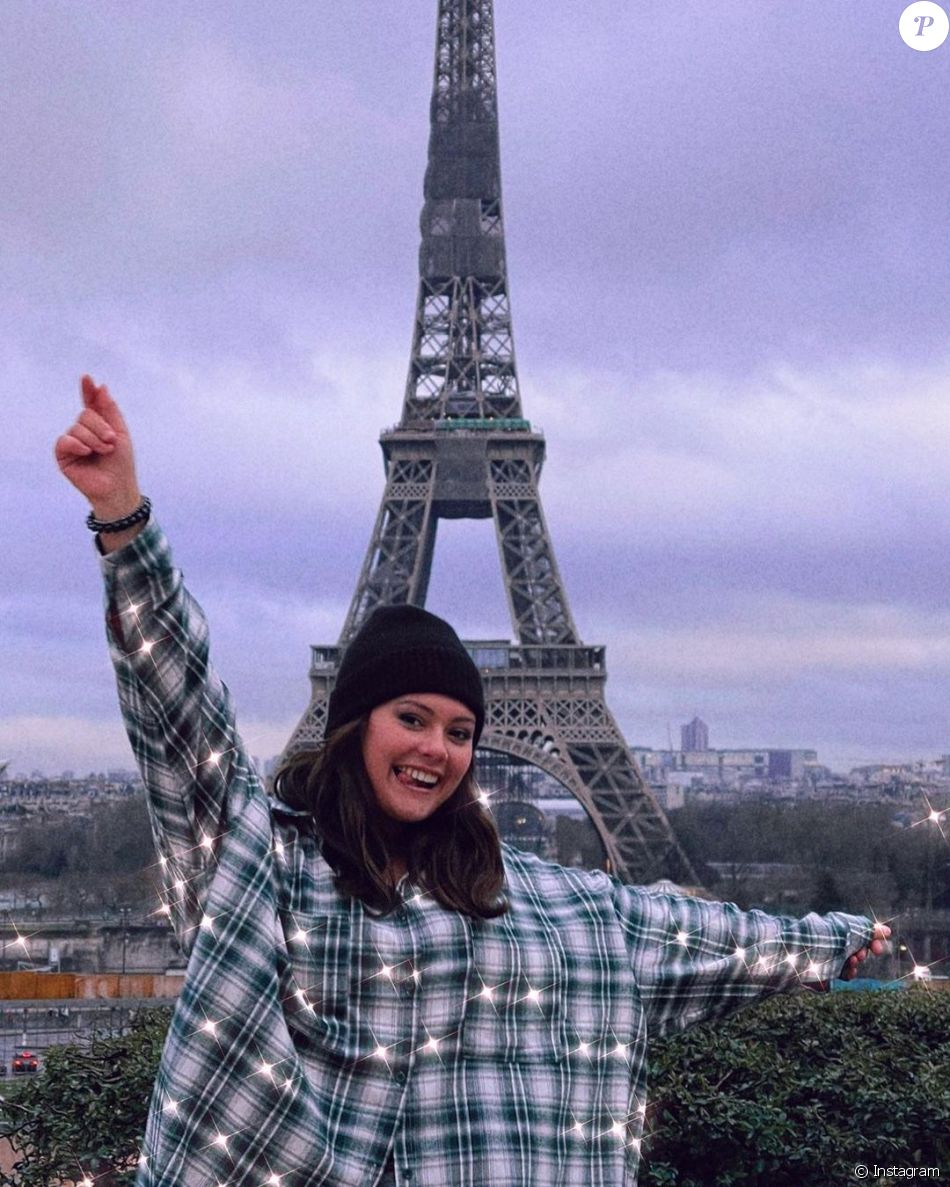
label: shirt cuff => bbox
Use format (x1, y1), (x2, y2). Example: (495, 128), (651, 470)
(98, 518), (176, 604)
(804, 912), (875, 989)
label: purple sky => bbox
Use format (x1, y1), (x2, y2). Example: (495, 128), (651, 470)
(4, 2), (950, 776)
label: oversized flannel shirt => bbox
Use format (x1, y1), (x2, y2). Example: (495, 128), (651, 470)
(101, 521), (873, 1187)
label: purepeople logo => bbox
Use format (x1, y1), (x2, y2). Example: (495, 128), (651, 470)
(899, 1), (949, 49)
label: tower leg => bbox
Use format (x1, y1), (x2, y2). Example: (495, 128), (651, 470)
(340, 456), (438, 643)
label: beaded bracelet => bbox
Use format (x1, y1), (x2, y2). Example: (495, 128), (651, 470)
(86, 496), (152, 534)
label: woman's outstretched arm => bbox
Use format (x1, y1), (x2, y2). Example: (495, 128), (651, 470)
(612, 881), (889, 1038)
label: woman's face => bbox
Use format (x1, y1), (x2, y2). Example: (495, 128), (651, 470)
(361, 693), (476, 824)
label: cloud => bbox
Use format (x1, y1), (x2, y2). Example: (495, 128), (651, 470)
(529, 356), (950, 560)
(127, 345), (404, 513)
(595, 590), (950, 772)
(612, 596), (950, 685)
(0, 713), (301, 778)
(0, 716), (135, 777)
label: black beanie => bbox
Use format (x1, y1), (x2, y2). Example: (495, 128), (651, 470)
(326, 604), (485, 743)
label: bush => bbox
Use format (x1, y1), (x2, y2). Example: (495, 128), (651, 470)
(641, 989), (950, 1186)
(0, 1008), (170, 1187)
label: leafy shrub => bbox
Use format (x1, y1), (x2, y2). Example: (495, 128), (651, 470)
(641, 989), (950, 1186)
(0, 1008), (170, 1187)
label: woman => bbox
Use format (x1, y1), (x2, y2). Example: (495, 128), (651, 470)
(57, 376), (888, 1187)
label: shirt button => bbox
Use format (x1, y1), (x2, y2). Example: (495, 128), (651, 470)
(396, 907), (408, 921)
(394, 1070), (407, 1085)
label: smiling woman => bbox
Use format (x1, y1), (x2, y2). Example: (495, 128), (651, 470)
(53, 376), (889, 1187)
(274, 604), (509, 918)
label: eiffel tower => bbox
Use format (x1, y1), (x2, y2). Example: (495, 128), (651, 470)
(285, 0), (695, 884)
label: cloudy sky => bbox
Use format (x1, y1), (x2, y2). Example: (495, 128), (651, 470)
(3, 1), (949, 777)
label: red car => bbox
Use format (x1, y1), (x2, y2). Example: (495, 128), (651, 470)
(11, 1051), (38, 1075)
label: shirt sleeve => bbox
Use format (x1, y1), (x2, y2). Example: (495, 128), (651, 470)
(610, 882), (873, 1038)
(100, 519), (260, 952)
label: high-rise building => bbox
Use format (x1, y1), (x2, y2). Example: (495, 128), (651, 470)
(681, 717), (709, 752)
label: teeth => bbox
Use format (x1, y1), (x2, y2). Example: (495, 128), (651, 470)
(398, 766), (439, 786)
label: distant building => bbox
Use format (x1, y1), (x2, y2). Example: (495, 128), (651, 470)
(633, 744), (823, 804)
(681, 717), (709, 752)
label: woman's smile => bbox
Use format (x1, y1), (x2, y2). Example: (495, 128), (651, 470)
(393, 764), (442, 789)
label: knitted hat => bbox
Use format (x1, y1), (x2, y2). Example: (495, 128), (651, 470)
(326, 604), (485, 743)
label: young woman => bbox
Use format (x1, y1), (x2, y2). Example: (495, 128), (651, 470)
(57, 376), (889, 1187)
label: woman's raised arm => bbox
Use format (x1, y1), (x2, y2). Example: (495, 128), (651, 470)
(56, 377), (260, 951)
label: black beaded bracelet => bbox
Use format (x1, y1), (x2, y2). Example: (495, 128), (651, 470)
(86, 496), (152, 534)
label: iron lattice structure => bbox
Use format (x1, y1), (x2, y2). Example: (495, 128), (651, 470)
(285, 0), (695, 884)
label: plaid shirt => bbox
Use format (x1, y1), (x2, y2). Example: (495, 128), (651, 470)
(102, 522), (872, 1187)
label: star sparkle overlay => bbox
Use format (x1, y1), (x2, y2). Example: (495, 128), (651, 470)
(129, 752), (929, 1183)
(100, 581), (950, 1184)
(119, 586), (932, 996)
(124, 745), (946, 1186)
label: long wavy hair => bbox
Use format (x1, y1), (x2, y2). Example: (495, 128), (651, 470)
(274, 719), (508, 919)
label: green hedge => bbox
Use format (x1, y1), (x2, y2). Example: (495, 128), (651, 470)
(641, 989), (950, 1186)
(1, 993), (947, 1185)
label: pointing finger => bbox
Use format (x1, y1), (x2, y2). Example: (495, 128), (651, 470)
(80, 374), (129, 435)
(81, 374), (102, 408)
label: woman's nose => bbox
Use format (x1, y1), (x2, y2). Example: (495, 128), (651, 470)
(417, 727), (447, 761)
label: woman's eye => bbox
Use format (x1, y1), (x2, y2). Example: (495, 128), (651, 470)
(398, 713), (422, 727)
(450, 729), (473, 744)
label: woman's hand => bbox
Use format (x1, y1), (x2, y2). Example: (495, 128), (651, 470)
(840, 922), (891, 980)
(55, 376), (144, 550)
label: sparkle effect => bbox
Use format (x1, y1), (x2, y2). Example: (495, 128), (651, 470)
(130, 810), (897, 1179)
(124, 741), (905, 1184)
(109, 588), (921, 1181)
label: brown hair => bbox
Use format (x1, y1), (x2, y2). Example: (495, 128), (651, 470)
(273, 719), (508, 919)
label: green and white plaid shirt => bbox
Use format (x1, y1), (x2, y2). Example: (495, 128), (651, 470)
(102, 522), (872, 1187)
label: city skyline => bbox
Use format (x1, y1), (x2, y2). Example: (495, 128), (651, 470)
(3, 3), (949, 776)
